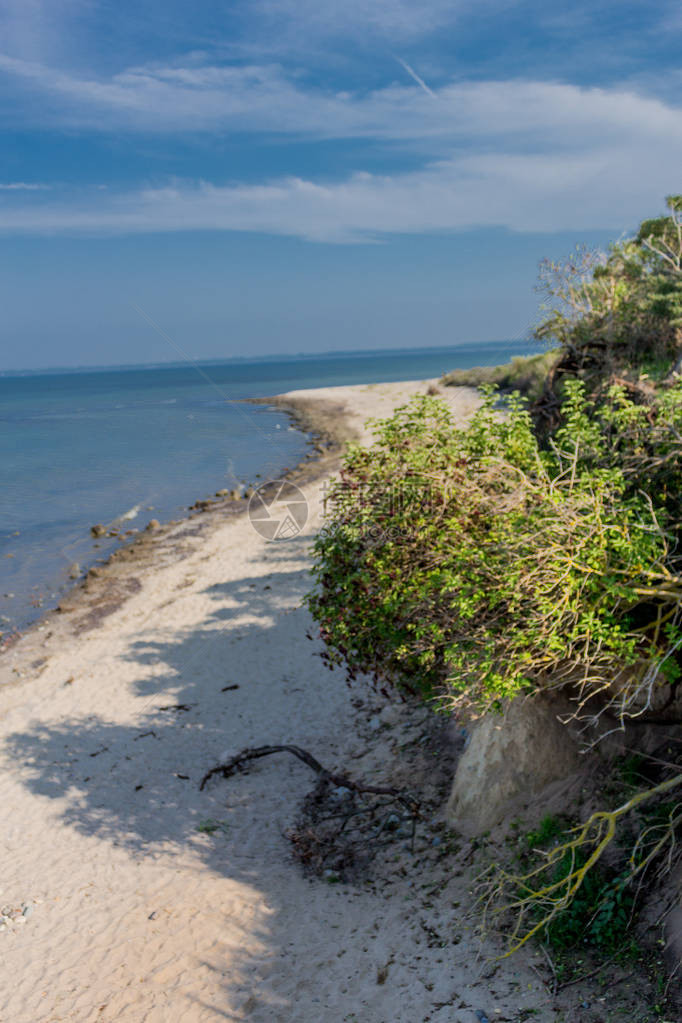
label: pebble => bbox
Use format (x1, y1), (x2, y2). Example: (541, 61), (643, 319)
(0, 901), (36, 932)
(368, 716), (382, 731)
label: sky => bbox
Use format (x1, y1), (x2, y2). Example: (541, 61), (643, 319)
(1, 1), (681, 370)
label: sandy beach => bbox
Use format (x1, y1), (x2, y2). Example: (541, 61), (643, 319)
(0, 380), (651, 1022)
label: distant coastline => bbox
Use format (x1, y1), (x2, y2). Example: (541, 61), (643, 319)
(0, 337), (531, 377)
(1, 343), (529, 641)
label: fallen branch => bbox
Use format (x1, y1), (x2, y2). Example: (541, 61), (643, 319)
(200, 743), (421, 879)
(200, 743), (418, 812)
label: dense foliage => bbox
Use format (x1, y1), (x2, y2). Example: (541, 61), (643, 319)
(308, 381), (682, 717)
(307, 197), (682, 963)
(535, 194), (682, 381)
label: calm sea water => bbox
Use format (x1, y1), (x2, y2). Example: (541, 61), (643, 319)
(1, 341), (529, 634)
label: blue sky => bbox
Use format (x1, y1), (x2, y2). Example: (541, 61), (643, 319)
(1, 0), (681, 369)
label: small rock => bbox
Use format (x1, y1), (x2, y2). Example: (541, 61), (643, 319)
(90, 523), (106, 538)
(368, 716), (382, 731)
(385, 813), (401, 831)
(145, 519), (160, 532)
(215, 489), (229, 497)
(244, 486), (255, 499)
(68, 562), (80, 579)
(229, 489), (242, 501)
(22, 905), (33, 918)
(331, 785), (352, 800)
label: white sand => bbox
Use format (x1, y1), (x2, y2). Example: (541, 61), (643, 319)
(0, 381), (571, 1021)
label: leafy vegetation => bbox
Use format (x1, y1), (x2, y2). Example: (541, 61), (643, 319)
(441, 349), (558, 402)
(534, 194), (682, 429)
(309, 379), (682, 719)
(511, 815), (635, 953)
(307, 195), (682, 965)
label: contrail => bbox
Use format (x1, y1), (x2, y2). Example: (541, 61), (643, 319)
(394, 56), (436, 98)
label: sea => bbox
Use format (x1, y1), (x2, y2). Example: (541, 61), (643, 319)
(1, 340), (530, 636)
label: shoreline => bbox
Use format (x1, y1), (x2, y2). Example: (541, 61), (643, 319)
(2, 376), (475, 675)
(0, 376), (659, 1021)
(0, 386), (360, 666)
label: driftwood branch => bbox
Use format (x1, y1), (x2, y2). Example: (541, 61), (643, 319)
(200, 744), (422, 879)
(200, 743), (419, 813)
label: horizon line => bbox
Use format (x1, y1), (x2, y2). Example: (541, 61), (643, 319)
(0, 337), (537, 378)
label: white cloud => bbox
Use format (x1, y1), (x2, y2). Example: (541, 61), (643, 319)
(0, 136), (676, 241)
(0, 0), (89, 64)
(2, 52), (682, 151)
(0, 182), (50, 190)
(2, 53), (682, 242)
(251, 0), (463, 43)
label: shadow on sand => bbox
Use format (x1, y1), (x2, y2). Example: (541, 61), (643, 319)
(4, 533), (373, 1018)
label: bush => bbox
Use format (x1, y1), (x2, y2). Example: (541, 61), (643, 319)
(307, 197), (682, 960)
(308, 382), (682, 718)
(441, 349), (558, 402)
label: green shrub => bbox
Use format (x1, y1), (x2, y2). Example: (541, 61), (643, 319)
(535, 195), (682, 387)
(307, 197), (682, 960)
(543, 856), (633, 953)
(441, 349), (558, 402)
(308, 382), (682, 715)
